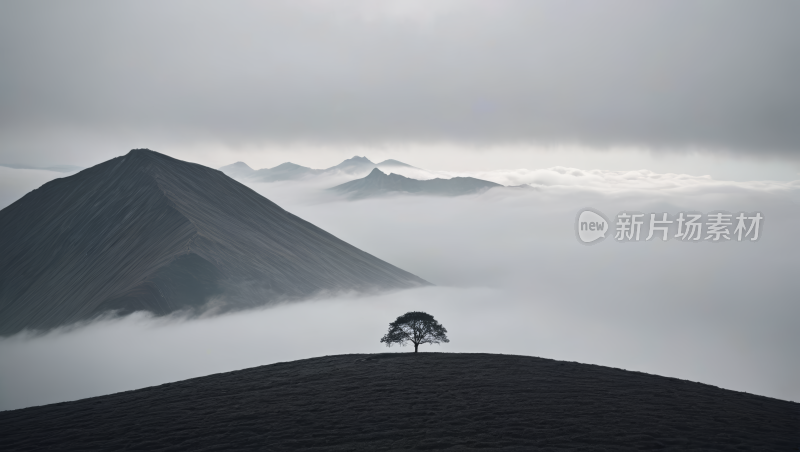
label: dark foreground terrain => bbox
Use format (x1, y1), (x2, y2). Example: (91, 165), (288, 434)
(0, 353), (796, 451)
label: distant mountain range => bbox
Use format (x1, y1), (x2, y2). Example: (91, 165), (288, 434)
(220, 156), (416, 183)
(331, 168), (503, 198)
(220, 156), (509, 198)
(0, 150), (428, 336)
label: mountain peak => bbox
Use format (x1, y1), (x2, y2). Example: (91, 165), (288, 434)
(366, 168), (387, 178)
(377, 159), (414, 168)
(324, 156), (377, 174)
(125, 148), (164, 162)
(347, 156), (372, 163)
(127, 148), (156, 156)
(334, 156), (374, 167)
(229, 162), (253, 169)
(270, 162), (306, 170)
(120, 149), (189, 170)
(0, 151), (428, 335)
(219, 161), (256, 179)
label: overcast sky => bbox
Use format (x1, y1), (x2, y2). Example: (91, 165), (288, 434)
(1, 1), (799, 174)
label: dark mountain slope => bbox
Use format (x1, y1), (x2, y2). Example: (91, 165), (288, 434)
(0, 150), (428, 335)
(331, 168), (502, 199)
(0, 353), (795, 450)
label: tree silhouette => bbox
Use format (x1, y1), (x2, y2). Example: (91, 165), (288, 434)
(380, 311), (449, 353)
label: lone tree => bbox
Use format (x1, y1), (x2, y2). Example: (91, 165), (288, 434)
(380, 311), (449, 353)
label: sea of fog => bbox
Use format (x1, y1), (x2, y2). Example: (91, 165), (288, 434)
(1, 167), (799, 411)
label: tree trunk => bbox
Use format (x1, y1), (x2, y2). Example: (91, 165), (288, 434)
(414, 343), (418, 353)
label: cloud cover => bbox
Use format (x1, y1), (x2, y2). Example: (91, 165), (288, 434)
(357, 163), (800, 191)
(1, 172), (798, 410)
(1, 0), (799, 166)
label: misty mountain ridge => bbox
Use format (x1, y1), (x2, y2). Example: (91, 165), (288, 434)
(219, 156), (512, 198)
(220, 156), (418, 183)
(330, 168), (503, 199)
(375, 159), (414, 168)
(324, 156), (376, 174)
(0, 149), (428, 336)
(217, 161), (256, 179)
(218, 161), (323, 183)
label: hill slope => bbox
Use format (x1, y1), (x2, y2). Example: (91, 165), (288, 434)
(331, 168), (502, 199)
(0, 353), (795, 450)
(0, 150), (428, 335)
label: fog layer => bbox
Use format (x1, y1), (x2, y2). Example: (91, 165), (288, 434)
(1, 174), (798, 410)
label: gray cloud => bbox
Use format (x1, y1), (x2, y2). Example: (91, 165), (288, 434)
(2, 177), (798, 410)
(1, 0), (799, 165)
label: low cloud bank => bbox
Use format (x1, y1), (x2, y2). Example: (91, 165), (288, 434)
(381, 164), (800, 192)
(1, 167), (798, 411)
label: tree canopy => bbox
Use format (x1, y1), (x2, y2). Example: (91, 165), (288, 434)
(380, 311), (449, 353)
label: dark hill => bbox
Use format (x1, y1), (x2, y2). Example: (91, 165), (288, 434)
(0, 150), (428, 335)
(331, 168), (502, 199)
(0, 353), (795, 450)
